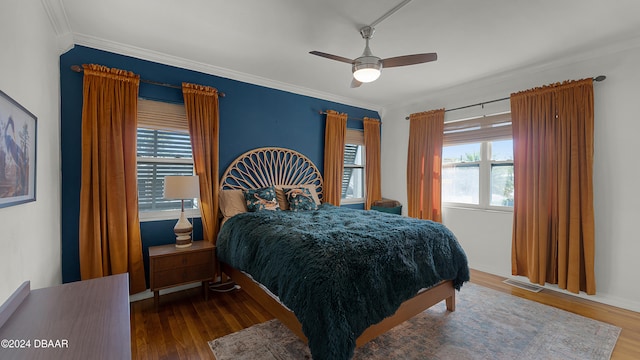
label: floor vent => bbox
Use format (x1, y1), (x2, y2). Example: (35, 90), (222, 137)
(503, 278), (543, 293)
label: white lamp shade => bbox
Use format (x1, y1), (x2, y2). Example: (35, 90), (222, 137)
(353, 68), (381, 83)
(164, 175), (200, 200)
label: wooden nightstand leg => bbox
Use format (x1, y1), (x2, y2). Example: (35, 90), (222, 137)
(202, 281), (209, 301)
(154, 290), (159, 311)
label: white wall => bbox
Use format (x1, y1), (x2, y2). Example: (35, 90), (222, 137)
(381, 39), (640, 312)
(0, 1), (61, 303)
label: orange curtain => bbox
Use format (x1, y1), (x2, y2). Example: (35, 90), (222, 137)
(511, 78), (595, 294)
(182, 83), (220, 244)
(406, 109), (444, 222)
(323, 110), (347, 205)
(78, 64), (146, 294)
(363, 117), (382, 210)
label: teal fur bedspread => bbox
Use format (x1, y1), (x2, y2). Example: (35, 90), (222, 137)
(217, 204), (469, 360)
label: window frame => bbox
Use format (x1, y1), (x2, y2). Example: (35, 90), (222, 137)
(136, 99), (201, 222)
(137, 150), (201, 221)
(441, 113), (513, 212)
(341, 129), (366, 205)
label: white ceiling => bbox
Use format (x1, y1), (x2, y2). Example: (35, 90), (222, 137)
(44, 0), (640, 112)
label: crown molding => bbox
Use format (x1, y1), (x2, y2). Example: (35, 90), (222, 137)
(56, 33), (75, 54)
(41, 0), (70, 35)
(41, 0), (75, 53)
(69, 33), (382, 114)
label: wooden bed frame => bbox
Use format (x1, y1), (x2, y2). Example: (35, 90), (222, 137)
(221, 263), (454, 347)
(218, 147), (456, 347)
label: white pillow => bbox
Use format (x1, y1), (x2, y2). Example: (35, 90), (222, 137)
(218, 189), (247, 218)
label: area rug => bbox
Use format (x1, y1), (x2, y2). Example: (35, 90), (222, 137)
(209, 283), (621, 360)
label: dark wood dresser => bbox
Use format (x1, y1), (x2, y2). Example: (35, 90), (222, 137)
(0, 273), (131, 359)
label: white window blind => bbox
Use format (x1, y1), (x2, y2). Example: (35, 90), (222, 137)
(136, 99), (196, 214)
(442, 112), (514, 209)
(444, 113), (511, 146)
(345, 128), (364, 145)
(138, 98), (189, 133)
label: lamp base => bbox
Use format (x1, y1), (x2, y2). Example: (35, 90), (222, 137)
(174, 211), (193, 248)
(175, 237), (192, 248)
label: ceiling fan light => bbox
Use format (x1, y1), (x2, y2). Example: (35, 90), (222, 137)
(353, 59), (382, 83)
(351, 57), (382, 83)
(353, 68), (381, 83)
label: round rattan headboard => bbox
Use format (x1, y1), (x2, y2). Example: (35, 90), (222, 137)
(220, 147), (323, 201)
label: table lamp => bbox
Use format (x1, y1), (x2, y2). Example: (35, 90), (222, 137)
(164, 175), (200, 248)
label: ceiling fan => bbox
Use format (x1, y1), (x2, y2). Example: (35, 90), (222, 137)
(309, 0), (436, 88)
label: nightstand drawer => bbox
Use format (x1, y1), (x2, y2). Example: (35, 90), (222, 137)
(153, 251), (212, 271)
(148, 241), (216, 310)
(152, 263), (214, 289)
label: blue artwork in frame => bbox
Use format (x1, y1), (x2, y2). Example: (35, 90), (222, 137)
(0, 89), (37, 208)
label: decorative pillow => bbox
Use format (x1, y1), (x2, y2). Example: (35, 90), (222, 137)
(244, 186), (280, 212)
(219, 190), (248, 218)
(282, 187), (318, 211)
(299, 184), (322, 205)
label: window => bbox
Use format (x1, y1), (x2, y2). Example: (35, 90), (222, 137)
(442, 143), (481, 204)
(342, 129), (365, 203)
(441, 113), (513, 209)
(136, 99), (199, 221)
(489, 139), (514, 207)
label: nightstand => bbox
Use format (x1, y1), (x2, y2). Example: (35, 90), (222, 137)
(149, 240), (215, 311)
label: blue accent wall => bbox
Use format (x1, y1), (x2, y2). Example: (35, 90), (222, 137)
(60, 45), (379, 285)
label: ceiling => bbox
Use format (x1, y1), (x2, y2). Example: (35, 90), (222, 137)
(44, 0), (640, 112)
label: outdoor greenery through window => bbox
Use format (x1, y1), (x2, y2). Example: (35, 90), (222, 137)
(136, 128), (198, 215)
(442, 140), (514, 208)
(441, 113), (514, 209)
(442, 143), (480, 204)
(489, 140), (514, 207)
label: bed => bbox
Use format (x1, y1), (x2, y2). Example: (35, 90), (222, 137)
(216, 147), (469, 360)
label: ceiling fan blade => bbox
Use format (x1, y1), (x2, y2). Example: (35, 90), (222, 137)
(309, 51), (354, 64)
(381, 53), (437, 68)
(350, 78), (363, 88)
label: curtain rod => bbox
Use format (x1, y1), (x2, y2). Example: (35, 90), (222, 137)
(70, 65), (226, 97)
(404, 75), (606, 120)
(318, 111), (380, 122)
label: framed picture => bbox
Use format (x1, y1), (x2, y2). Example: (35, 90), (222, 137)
(0, 89), (36, 208)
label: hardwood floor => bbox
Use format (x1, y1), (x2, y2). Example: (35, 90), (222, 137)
(130, 269), (640, 359)
(130, 286), (274, 359)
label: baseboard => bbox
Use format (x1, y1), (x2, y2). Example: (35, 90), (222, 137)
(472, 266), (640, 313)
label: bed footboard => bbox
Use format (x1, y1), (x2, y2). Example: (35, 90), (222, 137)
(221, 262), (456, 348)
(356, 280), (455, 346)
(221, 262), (308, 342)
